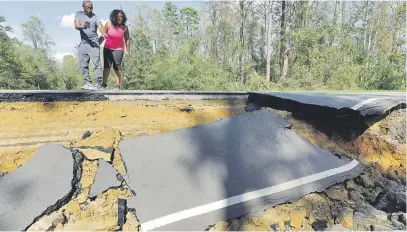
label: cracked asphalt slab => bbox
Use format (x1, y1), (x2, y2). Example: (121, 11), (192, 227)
(0, 143), (76, 231)
(248, 92), (406, 116)
(89, 159), (123, 197)
(119, 109), (363, 231)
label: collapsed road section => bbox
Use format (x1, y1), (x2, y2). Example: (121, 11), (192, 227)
(119, 109), (363, 231)
(0, 90), (405, 231)
(247, 92), (406, 140)
(247, 92), (405, 116)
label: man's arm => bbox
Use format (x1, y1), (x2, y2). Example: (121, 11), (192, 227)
(74, 12), (85, 30)
(75, 19), (85, 30)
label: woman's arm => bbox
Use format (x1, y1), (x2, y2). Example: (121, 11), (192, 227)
(125, 40), (131, 56)
(99, 35), (105, 44)
(124, 26), (131, 55)
(99, 22), (109, 44)
(104, 22), (110, 33)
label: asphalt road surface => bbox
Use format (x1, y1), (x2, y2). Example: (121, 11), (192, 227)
(0, 144), (75, 231)
(119, 109), (363, 231)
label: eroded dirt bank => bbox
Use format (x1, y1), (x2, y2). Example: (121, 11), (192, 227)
(0, 100), (405, 231)
(0, 100), (246, 173)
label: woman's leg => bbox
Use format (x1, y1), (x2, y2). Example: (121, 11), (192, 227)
(102, 48), (113, 87)
(112, 49), (124, 88)
(102, 68), (110, 87)
(114, 69), (121, 85)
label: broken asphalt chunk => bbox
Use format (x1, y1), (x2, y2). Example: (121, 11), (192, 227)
(0, 143), (82, 231)
(89, 160), (124, 197)
(82, 131), (92, 140)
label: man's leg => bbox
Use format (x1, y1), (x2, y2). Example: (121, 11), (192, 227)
(78, 43), (92, 89)
(88, 45), (103, 88)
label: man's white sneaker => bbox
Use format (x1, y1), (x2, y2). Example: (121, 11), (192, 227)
(81, 83), (93, 90)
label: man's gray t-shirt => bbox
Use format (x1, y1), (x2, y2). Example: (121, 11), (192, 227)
(75, 11), (101, 47)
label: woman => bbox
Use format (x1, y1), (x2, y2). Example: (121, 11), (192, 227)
(101, 9), (131, 90)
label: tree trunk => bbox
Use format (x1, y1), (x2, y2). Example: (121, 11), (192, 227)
(209, 1), (219, 59)
(281, 51), (289, 81)
(331, 1), (340, 45)
(239, 0), (245, 83)
(261, 2), (267, 61)
(372, 9), (380, 55)
(368, 9), (374, 52)
(333, 1), (339, 27)
(279, 1), (286, 79)
(403, 3), (407, 88)
(266, 5), (272, 82)
(363, 2), (369, 48)
(303, 1), (308, 28)
(280, 1), (289, 81)
(341, 1), (346, 38)
(403, 57), (407, 87)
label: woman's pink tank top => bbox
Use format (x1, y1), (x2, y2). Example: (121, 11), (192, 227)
(104, 22), (125, 50)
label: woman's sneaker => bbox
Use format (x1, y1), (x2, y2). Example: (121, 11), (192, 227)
(113, 84), (121, 90)
(93, 83), (104, 91)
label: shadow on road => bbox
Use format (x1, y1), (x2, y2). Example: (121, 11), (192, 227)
(179, 99), (340, 230)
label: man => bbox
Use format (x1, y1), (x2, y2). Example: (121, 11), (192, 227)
(74, 0), (107, 90)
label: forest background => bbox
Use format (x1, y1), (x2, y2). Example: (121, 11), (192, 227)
(0, 1), (405, 91)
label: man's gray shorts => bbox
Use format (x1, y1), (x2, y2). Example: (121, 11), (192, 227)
(78, 42), (102, 85)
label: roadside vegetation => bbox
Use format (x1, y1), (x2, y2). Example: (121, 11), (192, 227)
(0, 1), (405, 91)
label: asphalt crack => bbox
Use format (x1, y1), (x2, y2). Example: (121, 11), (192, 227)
(24, 150), (84, 230)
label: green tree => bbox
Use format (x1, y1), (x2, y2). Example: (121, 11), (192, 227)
(162, 2), (181, 35)
(121, 14), (154, 90)
(21, 16), (54, 53)
(12, 44), (61, 89)
(19, 16), (60, 89)
(0, 16), (21, 89)
(180, 7), (199, 38)
(162, 2), (183, 55)
(60, 55), (82, 90)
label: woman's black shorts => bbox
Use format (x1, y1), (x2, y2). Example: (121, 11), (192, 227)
(103, 47), (124, 70)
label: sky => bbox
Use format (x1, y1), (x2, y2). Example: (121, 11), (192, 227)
(0, 1), (203, 62)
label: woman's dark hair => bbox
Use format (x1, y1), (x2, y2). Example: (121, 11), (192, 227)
(110, 9), (127, 27)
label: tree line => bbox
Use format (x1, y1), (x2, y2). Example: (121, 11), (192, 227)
(0, 1), (405, 91)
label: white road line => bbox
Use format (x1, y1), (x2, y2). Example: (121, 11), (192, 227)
(140, 160), (360, 231)
(351, 98), (381, 110)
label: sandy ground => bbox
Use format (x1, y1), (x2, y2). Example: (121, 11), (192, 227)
(1, 100), (405, 231)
